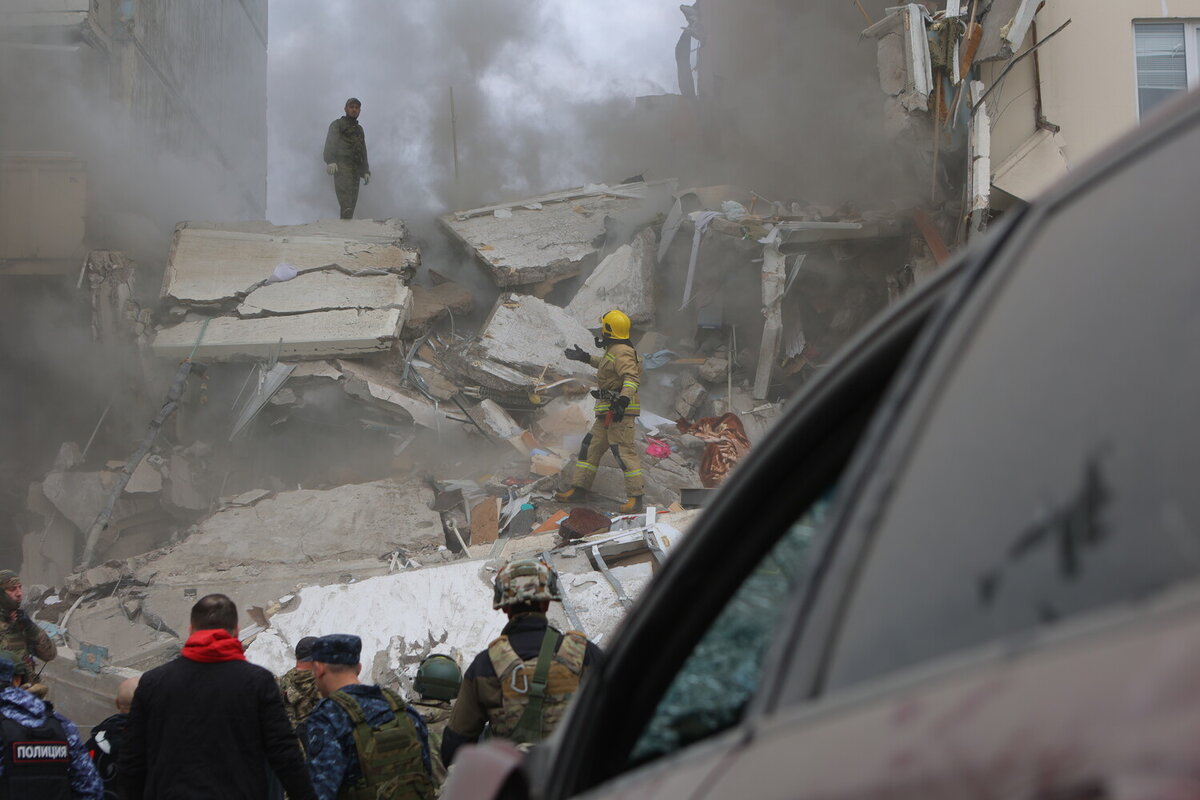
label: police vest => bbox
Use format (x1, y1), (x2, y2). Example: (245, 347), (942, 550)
(327, 688), (433, 800)
(1, 713), (72, 800)
(486, 628), (587, 744)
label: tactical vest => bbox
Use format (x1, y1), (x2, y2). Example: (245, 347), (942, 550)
(328, 689), (433, 800)
(1, 713), (72, 800)
(486, 628), (587, 744)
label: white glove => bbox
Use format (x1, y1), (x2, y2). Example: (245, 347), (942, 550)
(326, 163), (338, 175)
(362, 173), (371, 186)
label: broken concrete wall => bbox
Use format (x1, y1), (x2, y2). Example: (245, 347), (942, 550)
(439, 181), (674, 288)
(448, 294), (598, 393)
(151, 219), (419, 362)
(567, 227), (657, 327)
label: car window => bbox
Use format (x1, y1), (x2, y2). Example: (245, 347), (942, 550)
(628, 497), (828, 766)
(822, 123), (1200, 691)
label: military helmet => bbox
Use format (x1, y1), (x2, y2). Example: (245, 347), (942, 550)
(493, 558), (561, 609)
(0, 570), (19, 590)
(0, 650), (28, 683)
(413, 654), (462, 701)
(600, 309), (632, 341)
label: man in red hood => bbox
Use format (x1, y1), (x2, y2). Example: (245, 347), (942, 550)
(119, 594), (316, 800)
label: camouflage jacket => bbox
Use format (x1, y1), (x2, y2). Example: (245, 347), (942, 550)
(277, 667), (321, 734)
(323, 116), (370, 174)
(0, 612), (56, 673)
(442, 614), (603, 768)
(411, 700), (451, 785)
(589, 343), (641, 417)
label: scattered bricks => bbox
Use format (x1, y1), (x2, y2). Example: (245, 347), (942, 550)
(559, 508), (611, 541)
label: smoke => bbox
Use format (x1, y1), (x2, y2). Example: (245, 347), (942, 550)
(266, 0), (681, 224)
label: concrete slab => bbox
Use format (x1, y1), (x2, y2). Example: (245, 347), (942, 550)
(567, 227), (657, 326)
(139, 479), (443, 573)
(150, 307), (406, 361)
(162, 220), (418, 307)
(440, 182), (671, 288)
(238, 272), (411, 316)
(476, 294), (596, 383)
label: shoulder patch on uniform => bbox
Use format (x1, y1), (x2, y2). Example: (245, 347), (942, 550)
(555, 632), (588, 674)
(487, 636), (523, 678)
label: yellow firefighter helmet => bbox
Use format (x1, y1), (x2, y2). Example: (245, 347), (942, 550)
(600, 309), (632, 340)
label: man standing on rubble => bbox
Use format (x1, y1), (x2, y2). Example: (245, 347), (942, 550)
(555, 308), (646, 513)
(0, 650), (103, 798)
(323, 97), (371, 219)
(0, 570), (56, 680)
(120, 593), (317, 800)
(441, 558), (603, 767)
(305, 634), (435, 800)
(278, 636), (321, 747)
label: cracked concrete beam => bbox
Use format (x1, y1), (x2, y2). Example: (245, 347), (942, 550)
(236, 273), (412, 317)
(150, 308), (406, 361)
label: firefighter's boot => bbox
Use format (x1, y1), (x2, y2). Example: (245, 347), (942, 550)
(618, 495), (644, 514)
(556, 487), (588, 504)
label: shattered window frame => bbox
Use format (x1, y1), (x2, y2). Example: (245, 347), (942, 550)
(626, 498), (830, 768)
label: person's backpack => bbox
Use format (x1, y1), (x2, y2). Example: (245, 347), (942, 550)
(327, 689), (433, 800)
(85, 713), (127, 799)
(486, 627), (587, 745)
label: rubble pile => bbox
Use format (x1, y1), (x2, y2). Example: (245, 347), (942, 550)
(20, 168), (950, 724)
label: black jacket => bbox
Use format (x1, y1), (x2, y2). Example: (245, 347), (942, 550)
(119, 656), (316, 800)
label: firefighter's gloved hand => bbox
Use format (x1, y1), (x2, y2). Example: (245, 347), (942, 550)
(611, 395), (631, 423)
(326, 162), (338, 175)
(362, 172), (371, 185)
(564, 344), (590, 363)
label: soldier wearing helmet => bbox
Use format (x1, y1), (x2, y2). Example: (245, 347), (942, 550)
(411, 654), (461, 785)
(0, 571), (56, 680)
(440, 559), (603, 768)
(557, 308), (646, 513)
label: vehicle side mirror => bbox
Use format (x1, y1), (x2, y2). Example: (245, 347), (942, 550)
(441, 740), (530, 800)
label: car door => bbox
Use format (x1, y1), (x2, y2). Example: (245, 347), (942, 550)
(696, 93), (1200, 800)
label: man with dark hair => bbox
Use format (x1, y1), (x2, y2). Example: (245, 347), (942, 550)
(441, 559), (603, 767)
(277, 636), (321, 744)
(0, 650), (102, 798)
(120, 594), (316, 800)
(323, 97), (370, 219)
(305, 634), (434, 800)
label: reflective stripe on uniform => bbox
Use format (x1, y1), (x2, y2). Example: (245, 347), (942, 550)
(575, 461), (598, 471)
(623, 469), (643, 477)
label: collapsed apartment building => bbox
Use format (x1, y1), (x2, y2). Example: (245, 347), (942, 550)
(8, 0), (1200, 730)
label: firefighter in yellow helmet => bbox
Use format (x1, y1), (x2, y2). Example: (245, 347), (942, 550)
(556, 309), (644, 513)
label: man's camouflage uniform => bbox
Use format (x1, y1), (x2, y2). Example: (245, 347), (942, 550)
(567, 342), (644, 498)
(277, 667), (320, 740)
(0, 571), (55, 677)
(410, 699), (451, 786)
(323, 115), (370, 219)
(440, 613), (603, 766)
